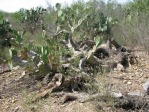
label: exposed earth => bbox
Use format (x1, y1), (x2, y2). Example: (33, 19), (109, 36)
(0, 50), (149, 112)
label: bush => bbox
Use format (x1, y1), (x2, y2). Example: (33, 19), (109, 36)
(19, 7), (46, 34)
(0, 19), (13, 48)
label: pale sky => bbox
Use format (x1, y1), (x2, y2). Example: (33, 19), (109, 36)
(0, 0), (130, 12)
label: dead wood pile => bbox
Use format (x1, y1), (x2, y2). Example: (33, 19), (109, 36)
(32, 36), (139, 102)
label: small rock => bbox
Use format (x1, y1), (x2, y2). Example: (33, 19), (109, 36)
(127, 81), (132, 85)
(12, 66), (20, 70)
(133, 66), (138, 70)
(143, 80), (149, 94)
(144, 75), (148, 78)
(111, 92), (123, 98)
(20, 60), (28, 66)
(37, 61), (43, 67)
(28, 50), (36, 57)
(11, 99), (17, 103)
(62, 63), (70, 68)
(13, 107), (19, 112)
(123, 80), (127, 84)
(10, 72), (12, 75)
(22, 71), (26, 76)
(116, 63), (125, 71)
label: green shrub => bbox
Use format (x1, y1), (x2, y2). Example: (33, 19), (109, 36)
(19, 7), (46, 34)
(0, 19), (13, 47)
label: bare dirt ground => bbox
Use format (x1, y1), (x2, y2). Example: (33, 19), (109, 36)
(0, 50), (149, 112)
(107, 51), (149, 93)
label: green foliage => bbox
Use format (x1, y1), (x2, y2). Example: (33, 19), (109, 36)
(11, 12), (22, 22)
(124, 0), (149, 21)
(55, 2), (90, 34)
(19, 7), (46, 33)
(114, 0), (149, 47)
(4, 1), (118, 73)
(84, 12), (117, 37)
(13, 30), (26, 44)
(131, 0), (149, 14)
(0, 19), (11, 36)
(94, 36), (104, 47)
(8, 28), (66, 73)
(31, 31), (65, 72)
(0, 19), (13, 48)
(55, 1), (117, 47)
(0, 1), (119, 73)
(0, 11), (4, 20)
(8, 48), (18, 69)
